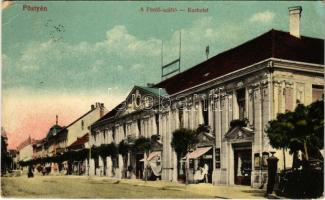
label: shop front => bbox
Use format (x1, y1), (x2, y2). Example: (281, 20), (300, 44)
(185, 128), (216, 184)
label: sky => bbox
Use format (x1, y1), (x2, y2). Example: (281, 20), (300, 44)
(1, 1), (324, 149)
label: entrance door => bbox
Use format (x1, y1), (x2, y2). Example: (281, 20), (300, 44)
(135, 153), (144, 179)
(234, 149), (252, 185)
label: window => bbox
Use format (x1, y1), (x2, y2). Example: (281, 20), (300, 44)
(215, 148), (221, 169)
(155, 114), (159, 135)
(194, 102), (199, 126)
(112, 127), (116, 142)
(285, 87), (294, 112)
(178, 109), (184, 128)
(81, 120), (84, 130)
(123, 124), (126, 138)
(137, 119), (141, 136)
(312, 85), (324, 102)
(237, 89), (246, 120)
(202, 100), (209, 126)
(211, 101), (216, 133)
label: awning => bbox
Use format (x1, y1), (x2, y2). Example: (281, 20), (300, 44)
(68, 133), (89, 150)
(140, 151), (160, 162)
(183, 147), (212, 159)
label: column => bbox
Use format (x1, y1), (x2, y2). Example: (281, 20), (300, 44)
(89, 158), (95, 176)
(106, 156), (112, 177)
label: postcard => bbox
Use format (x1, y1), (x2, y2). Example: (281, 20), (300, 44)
(1, 1), (324, 199)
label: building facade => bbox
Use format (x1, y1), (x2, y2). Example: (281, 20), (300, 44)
(89, 7), (324, 187)
(28, 103), (106, 175)
(17, 136), (35, 164)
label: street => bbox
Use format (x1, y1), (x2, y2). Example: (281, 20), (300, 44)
(1, 175), (266, 198)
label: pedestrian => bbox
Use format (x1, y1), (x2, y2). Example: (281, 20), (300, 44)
(27, 164), (34, 178)
(266, 152), (278, 196)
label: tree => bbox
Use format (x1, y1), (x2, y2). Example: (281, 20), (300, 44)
(171, 128), (198, 184)
(266, 100), (324, 169)
(134, 136), (151, 182)
(118, 140), (129, 157)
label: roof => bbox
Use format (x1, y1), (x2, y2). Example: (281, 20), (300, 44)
(93, 102), (125, 124)
(68, 133), (89, 150)
(93, 86), (167, 125)
(44, 105), (106, 142)
(46, 124), (64, 140)
(63, 106), (104, 130)
(92, 29), (324, 126)
(154, 29), (324, 95)
(224, 126), (254, 141)
(137, 86), (168, 97)
(17, 137), (36, 150)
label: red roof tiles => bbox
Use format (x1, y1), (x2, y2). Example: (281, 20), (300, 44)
(68, 133), (89, 150)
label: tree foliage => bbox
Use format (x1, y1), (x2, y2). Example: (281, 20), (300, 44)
(118, 140), (129, 157)
(229, 118), (249, 130)
(97, 143), (118, 159)
(134, 136), (151, 153)
(266, 100), (324, 160)
(171, 128), (198, 158)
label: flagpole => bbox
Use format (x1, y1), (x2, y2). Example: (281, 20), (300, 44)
(179, 30), (181, 73)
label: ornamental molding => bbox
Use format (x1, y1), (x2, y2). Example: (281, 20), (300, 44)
(285, 81), (294, 88)
(236, 81), (244, 88)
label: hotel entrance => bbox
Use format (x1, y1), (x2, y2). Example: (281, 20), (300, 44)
(234, 148), (252, 186)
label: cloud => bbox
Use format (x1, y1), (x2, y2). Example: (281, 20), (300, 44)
(249, 10), (275, 23)
(96, 25), (161, 57)
(2, 14), (280, 148)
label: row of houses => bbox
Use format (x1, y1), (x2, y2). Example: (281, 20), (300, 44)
(17, 103), (106, 175)
(17, 6), (324, 188)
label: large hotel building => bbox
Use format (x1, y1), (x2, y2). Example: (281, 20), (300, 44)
(88, 6), (324, 187)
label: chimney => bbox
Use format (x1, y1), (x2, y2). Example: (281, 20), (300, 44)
(91, 104), (95, 110)
(100, 103), (105, 117)
(288, 6), (302, 38)
(56, 115), (58, 125)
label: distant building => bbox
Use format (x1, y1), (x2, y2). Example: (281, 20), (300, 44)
(89, 6), (324, 188)
(17, 136), (36, 165)
(30, 103), (106, 175)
